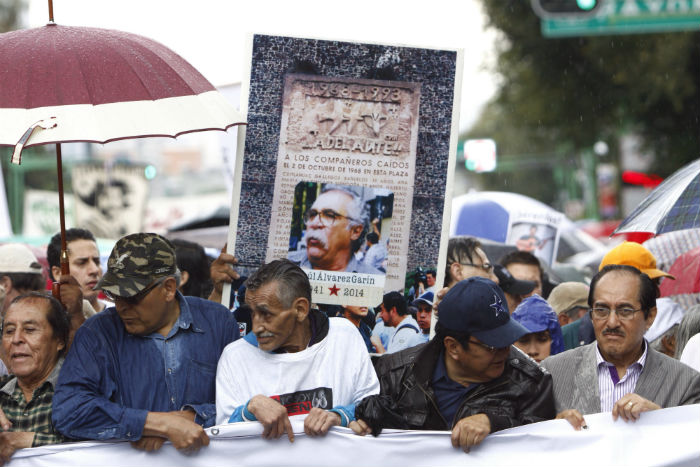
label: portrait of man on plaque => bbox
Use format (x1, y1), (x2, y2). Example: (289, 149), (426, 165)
(288, 182), (393, 276)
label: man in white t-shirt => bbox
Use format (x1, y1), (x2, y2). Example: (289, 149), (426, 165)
(215, 259), (379, 441)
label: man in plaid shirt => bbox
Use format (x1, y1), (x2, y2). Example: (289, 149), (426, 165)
(0, 293), (70, 465)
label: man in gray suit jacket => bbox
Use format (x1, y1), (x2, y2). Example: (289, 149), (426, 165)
(541, 265), (700, 429)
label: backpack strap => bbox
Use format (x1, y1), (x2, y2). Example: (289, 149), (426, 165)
(396, 323), (419, 334)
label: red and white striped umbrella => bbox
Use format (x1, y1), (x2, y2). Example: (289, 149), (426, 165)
(659, 246), (700, 310)
(0, 18), (245, 292)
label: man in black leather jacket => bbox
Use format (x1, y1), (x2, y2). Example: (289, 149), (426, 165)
(354, 277), (555, 452)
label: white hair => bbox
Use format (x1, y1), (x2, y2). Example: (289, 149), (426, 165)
(320, 184), (369, 228)
(319, 184), (369, 252)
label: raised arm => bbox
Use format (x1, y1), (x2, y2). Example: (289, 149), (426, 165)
(208, 246), (239, 305)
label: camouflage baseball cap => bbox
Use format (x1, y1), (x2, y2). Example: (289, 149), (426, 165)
(95, 233), (177, 298)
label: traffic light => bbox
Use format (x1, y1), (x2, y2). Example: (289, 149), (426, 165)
(463, 139), (497, 173)
(144, 164), (157, 180)
(531, 0), (601, 18)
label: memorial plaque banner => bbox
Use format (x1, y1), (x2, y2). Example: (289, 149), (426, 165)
(230, 35), (461, 307)
(268, 75), (419, 304)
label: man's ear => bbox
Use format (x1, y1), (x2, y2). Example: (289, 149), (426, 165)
(293, 297), (311, 323)
(51, 265), (62, 282)
(0, 275), (12, 293)
(349, 225), (363, 241)
(662, 334), (676, 356)
(443, 336), (461, 360)
(449, 262), (463, 282)
(390, 307), (399, 319)
(179, 270), (190, 289)
(162, 277), (179, 302)
(645, 306), (657, 331)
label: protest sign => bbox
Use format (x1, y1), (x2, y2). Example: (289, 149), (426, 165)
(71, 164), (148, 239)
(228, 34), (462, 306)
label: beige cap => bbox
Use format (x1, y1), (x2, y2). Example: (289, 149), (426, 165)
(547, 281), (589, 316)
(0, 243), (43, 274)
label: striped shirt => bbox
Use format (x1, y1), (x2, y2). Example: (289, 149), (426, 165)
(0, 358), (65, 447)
(596, 341), (648, 412)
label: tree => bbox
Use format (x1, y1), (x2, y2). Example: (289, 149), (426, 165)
(469, 1), (699, 189)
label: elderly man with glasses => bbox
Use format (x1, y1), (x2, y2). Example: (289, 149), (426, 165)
(541, 265), (700, 430)
(288, 184), (380, 274)
(52, 233), (239, 454)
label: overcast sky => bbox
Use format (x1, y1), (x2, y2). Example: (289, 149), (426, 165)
(25, 0), (499, 132)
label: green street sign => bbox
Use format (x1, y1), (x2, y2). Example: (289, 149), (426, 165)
(542, 0), (700, 37)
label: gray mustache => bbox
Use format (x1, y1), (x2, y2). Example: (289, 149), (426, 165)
(257, 331), (275, 338)
(306, 232), (327, 248)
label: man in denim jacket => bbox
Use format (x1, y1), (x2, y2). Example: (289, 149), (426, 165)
(52, 233), (239, 454)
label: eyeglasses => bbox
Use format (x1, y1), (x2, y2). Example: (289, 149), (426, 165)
(468, 339), (509, 353)
(589, 306), (643, 321)
(459, 262), (494, 273)
(104, 276), (168, 305)
(304, 208), (358, 227)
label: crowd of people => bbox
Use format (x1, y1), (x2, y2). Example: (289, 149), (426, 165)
(1, 225), (700, 464)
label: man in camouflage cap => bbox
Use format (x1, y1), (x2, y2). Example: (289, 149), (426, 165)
(98, 233), (178, 300)
(52, 233), (239, 454)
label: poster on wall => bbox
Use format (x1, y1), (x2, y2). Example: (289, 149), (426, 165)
(72, 164), (148, 239)
(229, 34), (462, 307)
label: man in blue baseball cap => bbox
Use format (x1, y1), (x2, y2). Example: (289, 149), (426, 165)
(512, 295), (565, 363)
(354, 277), (555, 453)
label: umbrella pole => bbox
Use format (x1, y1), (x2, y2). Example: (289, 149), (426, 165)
(46, 0), (66, 293)
(52, 143), (69, 300)
(56, 143), (69, 275)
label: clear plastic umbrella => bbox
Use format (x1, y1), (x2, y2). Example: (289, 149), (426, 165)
(614, 159), (700, 236)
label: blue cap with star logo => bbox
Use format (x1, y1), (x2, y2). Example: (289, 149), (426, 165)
(438, 276), (529, 348)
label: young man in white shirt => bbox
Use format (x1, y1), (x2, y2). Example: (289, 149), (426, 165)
(380, 291), (424, 354)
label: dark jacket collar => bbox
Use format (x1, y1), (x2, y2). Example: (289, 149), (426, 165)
(308, 308), (330, 346)
(412, 338), (444, 386)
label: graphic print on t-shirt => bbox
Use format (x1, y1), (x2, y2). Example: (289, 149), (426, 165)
(270, 387), (333, 415)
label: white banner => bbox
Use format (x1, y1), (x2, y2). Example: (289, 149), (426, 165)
(11, 405), (700, 467)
